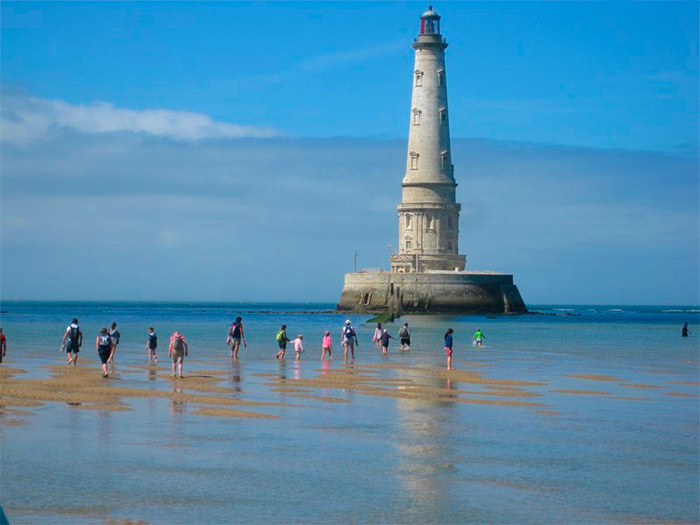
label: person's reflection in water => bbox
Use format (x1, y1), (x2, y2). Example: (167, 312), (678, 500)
(148, 367), (157, 381)
(393, 368), (458, 519)
(278, 358), (287, 380)
(97, 410), (112, 449)
(292, 360), (302, 380)
(169, 384), (185, 415)
(229, 360), (242, 392)
(321, 359), (331, 375)
(443, 377), (458, 401)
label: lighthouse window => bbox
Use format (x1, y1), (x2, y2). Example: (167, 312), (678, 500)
(439, 108), (447, 123)
(412, 109), (421, 125)
(441, 151), (449, 169)
(437, 70), (445, 85)
(426, 215), (434, 230)
(405, 240), (412, 250)
(414, 70), (423, 87)
(448, 241), (453, 250)
(447, 215), (453, 229)
(405, 214), (412, 229)
(409, 151), (419, 170)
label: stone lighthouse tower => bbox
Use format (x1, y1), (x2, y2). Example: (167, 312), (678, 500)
(390, 5), (466, 273)
(337, 6), (527, 314)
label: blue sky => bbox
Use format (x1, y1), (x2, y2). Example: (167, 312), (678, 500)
(1, 2), (698, 304)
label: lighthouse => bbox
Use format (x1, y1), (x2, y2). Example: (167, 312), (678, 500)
(391, 5), (466, 273)
(337, 6), (527, 314)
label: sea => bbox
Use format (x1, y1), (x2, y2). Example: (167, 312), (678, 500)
(1, 301), (698, 524)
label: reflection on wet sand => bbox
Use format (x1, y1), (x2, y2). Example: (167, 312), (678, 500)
(170, 384), (186, 415)
(443, 377), (458, 401)
(321, 360), (331, 375)
(394, 369), (458, 518)
(97, 409), (113, 448)
(229, 361), (242, 392)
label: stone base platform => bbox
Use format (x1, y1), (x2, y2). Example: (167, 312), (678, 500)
(337, 270), (527, 314)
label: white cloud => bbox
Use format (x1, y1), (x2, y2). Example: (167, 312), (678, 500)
(0, 93), (278, 144)
(1, 91), (698, 303)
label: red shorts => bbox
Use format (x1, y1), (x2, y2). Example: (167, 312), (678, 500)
(444, 347), (453, 356)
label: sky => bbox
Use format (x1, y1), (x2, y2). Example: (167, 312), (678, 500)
(1, 1), (698, 304)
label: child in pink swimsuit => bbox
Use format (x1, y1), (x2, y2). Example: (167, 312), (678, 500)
(322, 331), (333, 360)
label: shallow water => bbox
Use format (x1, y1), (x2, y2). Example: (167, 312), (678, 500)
(1, 302), (698, 524)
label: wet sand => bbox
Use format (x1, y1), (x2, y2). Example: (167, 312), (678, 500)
(0, 364), (284, 420)
(1, 360), (696, 427)
(564, 373), (621, 381)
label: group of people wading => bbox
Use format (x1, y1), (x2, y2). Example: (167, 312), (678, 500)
(5, 316), (688, 379)
(59, 319), (186, 378)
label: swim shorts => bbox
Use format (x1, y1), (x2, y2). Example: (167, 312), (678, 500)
(278, 341), (286, 350)
(444, 347), (453, 356)
(171, 349), (185, 363)
(400, 338), (410, 346)
(98, 348), (111, 364)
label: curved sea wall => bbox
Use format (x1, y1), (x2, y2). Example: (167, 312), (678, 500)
(337, 271), (527, 314)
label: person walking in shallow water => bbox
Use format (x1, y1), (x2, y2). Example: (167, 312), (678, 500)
(275, 325), (291, 359)
(682, 322), (691, 337)
(380, 329), (393, 355)
(322, 330), (333, 360)
(145, 327), (158, 364)
(227, 316), (246, 359)
(290, 335), (304, 360)
(341, 320), (358, 361)
(96, 328), (114, 378)
(108, 322), (120, 364)
(473, 328), (485, 348)
(372, 323), (383, 349)
(0, 328), (6, 364)
(61, 318), (83, 366)
(444, 328), (455, 370)
(169, 332), (188, 378)
(398, 322), (411, 351)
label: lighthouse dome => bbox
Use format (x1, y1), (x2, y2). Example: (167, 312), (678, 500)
(420, 5), (441, 20)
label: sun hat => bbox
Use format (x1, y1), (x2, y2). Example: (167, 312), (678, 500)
(345, 320), (351, 325)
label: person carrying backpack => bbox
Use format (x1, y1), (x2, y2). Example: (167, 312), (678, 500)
(341, 320), (358, 361)
(96, 327), (114, 378)
(398, 322), (411, 351)
(61, 318), (83, 366)
(168, 332), (189, 378)
(108, 322), (121, 364)
(275, 324), (291, 359)
(227, 316), (247, 359)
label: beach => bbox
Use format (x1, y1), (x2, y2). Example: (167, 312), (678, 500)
(1, 302), (698, 524)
